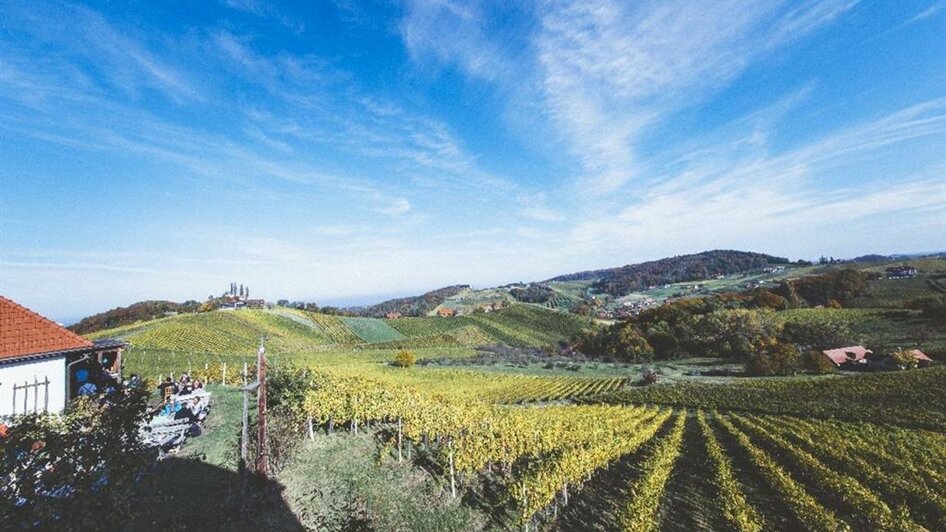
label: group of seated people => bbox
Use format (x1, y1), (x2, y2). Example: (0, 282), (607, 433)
(149, 372), (211, 443)
(156, 372), (205, 398)
(160, 395), (209, 425)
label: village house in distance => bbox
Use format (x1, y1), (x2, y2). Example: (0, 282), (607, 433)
(0, 296), (124, 417)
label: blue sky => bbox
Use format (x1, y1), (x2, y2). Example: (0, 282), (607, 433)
(1, 0), (945, 322)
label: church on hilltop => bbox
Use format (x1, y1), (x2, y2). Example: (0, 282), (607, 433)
(220, 282), (265, 310)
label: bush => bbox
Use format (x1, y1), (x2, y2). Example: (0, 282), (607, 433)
(746, 343), (802, 376)
(392, 350), (416, 368)
(909, 295), (946, 323)
(248, 409), (304, 474)
(780, 320), (857, 350)
(748, 289), (788, 310)
(891, 349), (919, 370)
(267, 364), (316, 425)
(0, 387), (152, 527)
(640, 368), (659, 386)
(802, 349), (837, 374)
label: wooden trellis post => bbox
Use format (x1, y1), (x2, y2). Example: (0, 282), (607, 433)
(256, 337), (268, 476)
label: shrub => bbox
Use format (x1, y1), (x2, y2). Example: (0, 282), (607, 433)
(640, 368), (659, 386)
(748, 289), (788, 310)
(267, 364), (316, 425)
(746, 343), (802, 376)
(0, 387), (152, 528)
(780, 319), (856, 350)
(909, 295), (946, 323)
(802, 349), (837, 374)
(891, 348), (919, 370)
(392, 350), (416, 368)
(249, 409), (304, 474)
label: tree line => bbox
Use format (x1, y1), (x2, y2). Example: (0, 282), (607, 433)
(572, 270), (873, 375)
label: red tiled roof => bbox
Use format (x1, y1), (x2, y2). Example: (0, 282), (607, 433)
(0, 296), (92, 360)
(822, 345), (871, 366)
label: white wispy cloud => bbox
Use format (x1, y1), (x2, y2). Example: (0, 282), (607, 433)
(909, 0), (946, 23)
(563, 97), (946, 259)
(398, 0), (861, 194)
(15, 2), (202, 102)
(399, 0), (516, 82)
(534, 0), (860, 192)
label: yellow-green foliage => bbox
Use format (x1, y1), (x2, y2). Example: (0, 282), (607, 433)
(747, 414), (946, 530)
(620, 412), (686, 532)
(301, 368), (670, 526)
(304, 312), (364, 344)
(349, 365), (626, 404)
(731, 415), (908, 531)
(696, 411), (763, 532)
(392, 350), (415, 367)
(716, 414), (847, 531)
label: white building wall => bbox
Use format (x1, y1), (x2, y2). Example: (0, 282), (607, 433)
(0, 356), (66, 417)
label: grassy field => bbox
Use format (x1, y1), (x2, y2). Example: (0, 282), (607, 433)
(852, 275), (946, 308)
(338, 316), (407, 343)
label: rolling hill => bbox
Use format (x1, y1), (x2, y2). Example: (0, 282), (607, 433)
(87, 304), (589, 353)
(68, 300), (201, 334)
(548, 249), (791, 296)
(360, 284), (470, 317)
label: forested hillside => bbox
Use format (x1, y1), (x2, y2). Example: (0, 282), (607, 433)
(549, 250), (790, 296)
(68, 300), (200, 334)
(361, 285), (469, 317)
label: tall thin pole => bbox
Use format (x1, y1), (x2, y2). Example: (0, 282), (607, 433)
(256, 336), (268, 476)
(241, 388), (249, 464)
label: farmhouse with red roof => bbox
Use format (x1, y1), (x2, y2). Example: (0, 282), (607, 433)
(0, 296), (124, 417)
(821, 345), (872, 366)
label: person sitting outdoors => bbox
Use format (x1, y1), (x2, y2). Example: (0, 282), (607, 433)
(188, 397), (208, 422)
(101, 373), (120, 396)
(77, 381), (98, 396)
(174, 401), (199, 424)
(157, 377), (178, 399)
(162, 399), (182, 417)
(127, 374), (142, 388)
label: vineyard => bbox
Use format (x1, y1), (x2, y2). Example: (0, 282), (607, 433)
(96, 302), (946, 530)
(290, 369), (946, 531)
(338, 316), (408, 343)
(592, 365), (946, 431)
(344, 365), (627, 404)
(90, 304), (587, 354)
(464, 305), (588, 347)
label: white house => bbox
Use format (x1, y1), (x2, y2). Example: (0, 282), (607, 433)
(0, 296), (124, 418)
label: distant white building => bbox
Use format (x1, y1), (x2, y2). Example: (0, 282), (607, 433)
(0, 296), (124, 418)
